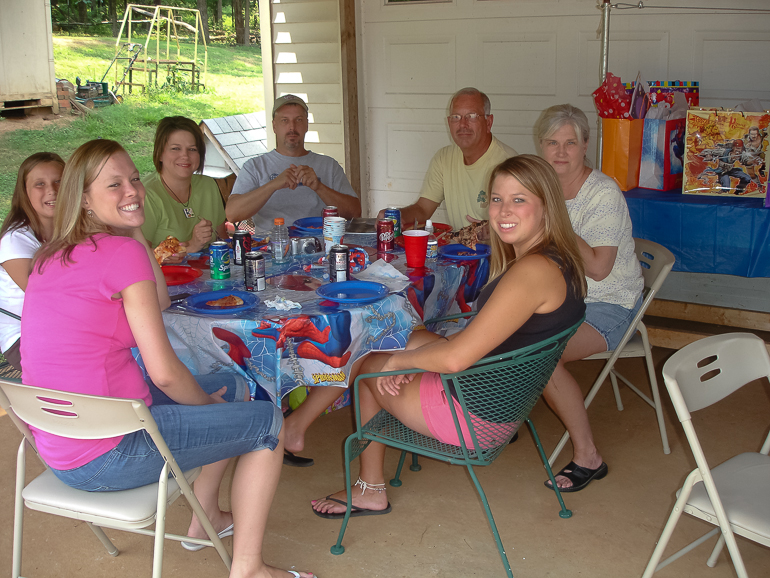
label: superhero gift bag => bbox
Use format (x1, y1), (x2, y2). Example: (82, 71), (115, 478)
(683, 109), (769, 203)
(601, 118), (644, 191)
(639, 118), (686, 191)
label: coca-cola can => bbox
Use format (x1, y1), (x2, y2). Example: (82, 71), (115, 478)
(232, 230), (252, 266)
(377, 219), (395, 252)
(322, 206), (339, 219)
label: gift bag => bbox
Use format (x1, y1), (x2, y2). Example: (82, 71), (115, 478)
(683, 109), (769, 203)
(624, 81), (699, 108)
(601, 118), (644, 191)
(639, 118), (686, 191)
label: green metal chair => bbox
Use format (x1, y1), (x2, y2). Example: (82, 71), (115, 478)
(330, 317), (584, 578)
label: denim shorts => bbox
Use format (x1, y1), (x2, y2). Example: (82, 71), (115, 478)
(51, 374), (282, 492)
(585, 295), (643, 351)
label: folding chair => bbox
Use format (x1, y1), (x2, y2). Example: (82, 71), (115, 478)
(0, 379), (232, 578)
(642, 333), (770, 577)
(330, 318), (583, 578)
(548, 238), (675, 465)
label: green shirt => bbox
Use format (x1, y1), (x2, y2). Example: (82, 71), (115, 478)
(141, 172), (226, 249)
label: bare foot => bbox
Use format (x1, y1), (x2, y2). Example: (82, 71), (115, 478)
(187, 509), (233, 541)
(311, 485), (389, 515)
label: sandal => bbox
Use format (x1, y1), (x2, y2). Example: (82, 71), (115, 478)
(544, 461), (608, 493)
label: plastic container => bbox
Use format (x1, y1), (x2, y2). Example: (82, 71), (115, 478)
(271, 218), (291, 263)
(425, 219), (438, 260)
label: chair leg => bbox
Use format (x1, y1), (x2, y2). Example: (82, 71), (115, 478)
(548, 430), (571, 467)
(609, 371), (624, 411)
(465, 464), (513, 578)
(12, 441), (26, 578)
(410, 452), (422, 472)
(707, 534), (725, 568)
(641, 328), (670, 454)
(152, 463), (170, 578)
(527, 420), (571, 519)
(86, 522), (119, 556)
(331, 434), (357, 555)
(390, 450), (408, 487)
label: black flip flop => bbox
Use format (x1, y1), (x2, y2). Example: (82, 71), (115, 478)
(283, 450), (314, 467)
(312, 495), (392, 519)
(544, 461), (608, 493)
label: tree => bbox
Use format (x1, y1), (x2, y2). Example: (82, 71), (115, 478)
(233, 0), (246, 45)
(215, 0), (222, 24)
(108, 0), (119, 37)
(197, 0), (211, 42)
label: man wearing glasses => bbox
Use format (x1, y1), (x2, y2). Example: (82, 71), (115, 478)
(378, 87), (517, 230)
(227, 94), (361, 232)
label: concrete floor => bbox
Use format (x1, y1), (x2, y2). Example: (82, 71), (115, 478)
(1, 348), (768, 578)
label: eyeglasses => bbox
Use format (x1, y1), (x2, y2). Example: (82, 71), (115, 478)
(447, 113), (487, 124)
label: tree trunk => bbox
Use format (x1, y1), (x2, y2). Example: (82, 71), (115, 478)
(78, 1), (87, 22)
(253, 0), (260, 45)
(244, 0), (250, 46)
(196, 0), (211, 43)
(108, 0), (119, 37)
(215, 0), (222, 24)
(233, 0), (246, 45)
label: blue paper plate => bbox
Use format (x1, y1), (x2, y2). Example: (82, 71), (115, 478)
(439, 243), (491, 261)
(183, 290), (258, 315)
(316, 281), (389, 304)
(293, 217), (324, 231)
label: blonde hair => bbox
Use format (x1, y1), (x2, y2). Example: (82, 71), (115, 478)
(536, 103), (591, 145)
(486, 154), (586, 297)
(1, 152), (65, 242)
(34, 139), (126, 270)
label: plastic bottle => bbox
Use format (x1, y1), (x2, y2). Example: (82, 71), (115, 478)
(271, 218), (290, 263)
(425, 219), (438, 261)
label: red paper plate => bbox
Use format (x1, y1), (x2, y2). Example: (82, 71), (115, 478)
(162, 265), (202, 286)
(186, 255), (210, 269)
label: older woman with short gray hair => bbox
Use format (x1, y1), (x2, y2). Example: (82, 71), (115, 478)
(535, 104), (643, 493)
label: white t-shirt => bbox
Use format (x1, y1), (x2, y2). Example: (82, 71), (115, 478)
(566, 170), (643, 308)
(230, 149), (358, 232)
(0, 226), (41, 352)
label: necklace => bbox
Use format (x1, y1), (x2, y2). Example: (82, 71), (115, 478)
(161, 175), (195, 219)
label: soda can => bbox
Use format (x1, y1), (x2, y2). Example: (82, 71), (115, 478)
(329, 244), (350, 283)
(209, 241), (231, 280)
(322, 206), (339, 219)
(376, 219), (395, 252)
(244, 251), (266, 291)
(384, 207), (401, 238)
(232, 231), (252, 266)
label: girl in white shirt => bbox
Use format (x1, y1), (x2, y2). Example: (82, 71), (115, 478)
(0, 152), (64, 371)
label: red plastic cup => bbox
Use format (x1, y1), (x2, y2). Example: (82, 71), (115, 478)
(403, 230), (429, 268)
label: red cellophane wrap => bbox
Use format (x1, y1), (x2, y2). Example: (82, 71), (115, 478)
(592, 73), (632, 119)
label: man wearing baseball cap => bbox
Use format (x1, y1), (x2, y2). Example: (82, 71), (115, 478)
(226, 94), (361, 230)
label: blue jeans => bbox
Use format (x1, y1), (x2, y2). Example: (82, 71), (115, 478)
(585, 295), (642, 351)
(51, 374), (282, 492)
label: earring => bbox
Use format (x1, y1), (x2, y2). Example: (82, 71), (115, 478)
(87, 209), (94, 217)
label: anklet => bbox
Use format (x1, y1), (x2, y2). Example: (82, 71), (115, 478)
(355, 477), (386, 495)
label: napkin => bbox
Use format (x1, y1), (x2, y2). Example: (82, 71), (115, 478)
(354, 259), (411, 293)
(265, 296), (302, 310)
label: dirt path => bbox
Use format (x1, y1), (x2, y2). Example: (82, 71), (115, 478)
(0, 110), (78, 137)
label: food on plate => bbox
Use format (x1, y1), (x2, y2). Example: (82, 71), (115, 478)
(443, 220), (487, 250)
(205, 294), (245, 307)
(154, 236), (185, 265)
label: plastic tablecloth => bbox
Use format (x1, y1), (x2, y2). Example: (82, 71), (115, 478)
(136, 252), (466, 405)
(624, 188), (770, 277)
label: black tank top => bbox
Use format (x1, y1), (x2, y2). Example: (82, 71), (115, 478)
(475, 250), (585, 359)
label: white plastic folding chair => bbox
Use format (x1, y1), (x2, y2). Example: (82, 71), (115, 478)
(0, 378), (232, 578)
(548, 238), (675, 465)
(642, 333), (770, 577)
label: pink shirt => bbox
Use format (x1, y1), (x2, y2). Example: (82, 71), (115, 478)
(21, 234), (155, 469)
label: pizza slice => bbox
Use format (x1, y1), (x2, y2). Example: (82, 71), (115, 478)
(205, 294), (245, 307)
(154, 236), (185, 265)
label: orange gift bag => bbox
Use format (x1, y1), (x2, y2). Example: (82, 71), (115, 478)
(601, 118), (644, 191)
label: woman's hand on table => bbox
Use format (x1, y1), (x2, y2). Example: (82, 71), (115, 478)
(186, 218), (213, 253)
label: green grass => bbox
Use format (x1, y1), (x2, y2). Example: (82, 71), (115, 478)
(0, 35), (264, 222)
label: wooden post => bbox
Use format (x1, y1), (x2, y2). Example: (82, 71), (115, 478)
(339, 0), (362, 203)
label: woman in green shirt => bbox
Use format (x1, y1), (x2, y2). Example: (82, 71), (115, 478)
(141, 117), (227, 262)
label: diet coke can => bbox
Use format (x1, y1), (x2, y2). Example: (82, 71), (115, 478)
(329, 244), (350, 283)
(232, 230), (252, 266)
(377, 219), (395, 252)
(322, 206), (339, 219)
(244, 251), (266, 291)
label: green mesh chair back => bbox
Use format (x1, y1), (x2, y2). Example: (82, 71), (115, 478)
(331, 317), (584, 577)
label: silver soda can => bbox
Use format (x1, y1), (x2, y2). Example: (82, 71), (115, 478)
(329, 244), (350, 283)
(244, 251), (266, 291)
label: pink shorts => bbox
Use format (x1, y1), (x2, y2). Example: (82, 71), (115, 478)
(419, 372), (517, 450)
